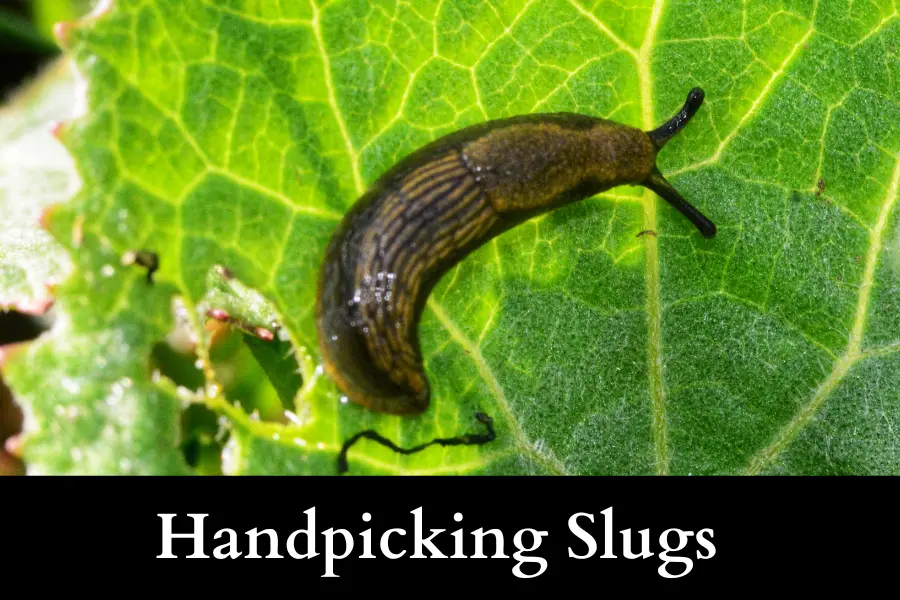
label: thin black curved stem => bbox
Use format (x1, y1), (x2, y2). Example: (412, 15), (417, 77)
(337, 412), (496, 474)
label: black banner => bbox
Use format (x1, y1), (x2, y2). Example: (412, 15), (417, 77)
(4, 476), (895, 589)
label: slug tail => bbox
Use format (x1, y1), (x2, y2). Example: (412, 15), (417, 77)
(644, 168), (717, 238)
(647, 87), (705, 150)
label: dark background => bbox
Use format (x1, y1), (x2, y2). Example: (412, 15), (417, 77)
(4, 475), (899, 590)
(1, 0), (62, 97)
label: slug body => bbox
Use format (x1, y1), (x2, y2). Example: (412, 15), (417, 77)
(317, 89), (714, 416)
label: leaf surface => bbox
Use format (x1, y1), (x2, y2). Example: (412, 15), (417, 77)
(3, 0), (899, 475)
(0, 58), (78, 313)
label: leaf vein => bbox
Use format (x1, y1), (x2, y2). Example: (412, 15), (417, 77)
(745, 153), (900, 473)
(566, 0), (638, 58)
(638, 0), (668, 475)
(311, 0), (364, 195)
(667, 6), (818, 178)
(427, 298), (568, 474)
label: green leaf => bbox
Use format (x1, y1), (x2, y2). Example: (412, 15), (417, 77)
(28, 0), (99, 45)
(0, 57), (78, 313)
(2, 0), (899, 475)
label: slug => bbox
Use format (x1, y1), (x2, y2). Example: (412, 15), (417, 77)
(318, 88), (715, 470)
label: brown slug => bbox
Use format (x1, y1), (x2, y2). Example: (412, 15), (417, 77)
(317, 88), (715, 471)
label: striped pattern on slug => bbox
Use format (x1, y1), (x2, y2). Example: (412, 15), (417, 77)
(317, 148), (499, 415)
(317, 88), (716, 418)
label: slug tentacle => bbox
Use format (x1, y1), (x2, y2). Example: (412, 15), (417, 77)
(647, 87), (705, 150)
(642, 87), (716, 238)
(644, 168), (717, 238)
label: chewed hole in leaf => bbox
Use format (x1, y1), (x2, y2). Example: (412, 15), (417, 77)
(149, 268), (307, 471)
(179, 403), (224, 475)
(148, 309), (223, 473)
(207, 323), (301, 423)
(150, 339), (204, 391)
(197, 265), (304, 421)
(240, 333), (302, 415)
(148, 310), (294, 472)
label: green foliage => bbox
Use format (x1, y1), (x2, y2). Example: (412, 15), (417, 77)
(0, 58), (76, 313)
(29, 0), (99, 44)
(1, 0), (899, 475)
